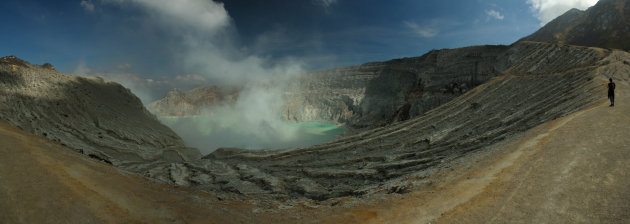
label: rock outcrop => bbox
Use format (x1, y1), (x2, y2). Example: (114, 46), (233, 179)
(0, 56), (201, 166)
(519, 0), (630, 51)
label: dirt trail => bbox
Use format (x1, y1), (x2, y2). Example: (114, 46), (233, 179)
(432, 82), (630, 223)
(376, 79), (630, 223)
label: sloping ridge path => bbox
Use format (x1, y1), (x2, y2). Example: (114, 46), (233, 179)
(374, 78), (630, 223)
(431, 79), (630, 223)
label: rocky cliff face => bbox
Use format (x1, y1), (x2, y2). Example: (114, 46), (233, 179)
(282, 45), (509, 128)
(519, 0), (630, 51)
(149, 43), (577, 130)
(149, 45), (510, 129)
(0, 56), (201, 166)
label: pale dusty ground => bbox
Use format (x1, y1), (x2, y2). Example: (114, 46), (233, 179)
(1, 83), (629, 223)
(361, 90), (630, 224)
(432, 86), (630, 223)
(0, 120), (266, 224)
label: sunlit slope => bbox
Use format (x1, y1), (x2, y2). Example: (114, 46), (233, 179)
(430, 79), (630, 223)
(0, 56), (201, 166)
(363, 49), (630, 224)
(142, 42), (627, 200)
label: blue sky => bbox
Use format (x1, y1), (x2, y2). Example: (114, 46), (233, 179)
(0, 0), (599, 102)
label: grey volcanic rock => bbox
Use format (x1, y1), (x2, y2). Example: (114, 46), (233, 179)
(2, 43), (626, 202)
(0, 56), (201, 166)
(150, 45), (510, 129)
(150, 42), (578, 131)
(138, 42), (630, 200)
(519, 0), (630, 50)
(148, 85), (241, 117)
(283, 40), (617, 129)
(282, 45), (509, 128)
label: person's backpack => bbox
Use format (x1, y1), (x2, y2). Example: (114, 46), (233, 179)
(609, 82), (616, 90)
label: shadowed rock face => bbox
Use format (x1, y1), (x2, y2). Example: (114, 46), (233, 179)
(0, 56), (201, 166)
(519, 0), (630, 51)
(282, 45), (509, 128)
(156, 40), (607, 131)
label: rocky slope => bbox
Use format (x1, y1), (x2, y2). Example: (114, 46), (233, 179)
(282, 45), (508, 128)
(519, 0), (630, 51)
(0, 56), (201, 166)
(3, 80), (630, 223)
(2, 2), (630, 220)
(3, 41), (624, 202)
(133, 42), (628, 200)
(154, 39), (612, 130)
(150, 45), (509, 129)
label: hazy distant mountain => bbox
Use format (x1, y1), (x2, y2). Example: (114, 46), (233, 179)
(519, 0), (630, 50)
(147, 86), (241, 117)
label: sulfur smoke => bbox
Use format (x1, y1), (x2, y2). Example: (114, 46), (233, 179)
(92, 0), (338, 153)
(161, 84), (343, 153)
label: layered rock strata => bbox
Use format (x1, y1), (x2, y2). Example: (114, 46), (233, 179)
(150, 45), (510, 129)
(0, 56), (201, 166)
(134, 42), (628, 200)
(2, 41), (626, 201)
(282, 45), (509, 128)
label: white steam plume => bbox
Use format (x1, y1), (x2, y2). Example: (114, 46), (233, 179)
(99, 0), (321, 153)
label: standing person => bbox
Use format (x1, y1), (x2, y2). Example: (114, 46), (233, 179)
(608, 78), (616, 107)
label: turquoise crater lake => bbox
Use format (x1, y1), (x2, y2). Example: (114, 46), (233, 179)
(160, 116), (344, 154)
